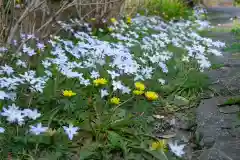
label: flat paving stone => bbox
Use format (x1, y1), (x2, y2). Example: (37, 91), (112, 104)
(197, 97), (240, 158)
(219, 105), (240, 113)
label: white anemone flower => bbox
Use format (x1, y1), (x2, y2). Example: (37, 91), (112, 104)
(168, 141), (185, 157)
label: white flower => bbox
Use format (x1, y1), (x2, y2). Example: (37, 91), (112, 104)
(42, 60), (52, 68)
(19, 71), (47, 93)
(107, 70), (120, 79)
(208, 49), (222, 56)
(112, 80), (123, 91)
(158, 62), (168, 73)
(63, 124), (79, 140)
(30, 123), (48, 135)
(0, 90), (9, 100)
(22, 44), (36, 56)
(134, 74), (144, 81)
(0, 47), (7, 52)
(0, 77), (22, 90)
(168, 141), (185, 157)
(16, 60), (27, 68)
(6, 92), (17, 101)
(44, 70), (52, 77)
(0, 65), (14, 76)
(80, 78), (90, 86)
(121, 86), (131, 94)
(100, 89), (109, 98)
(1, 104), (25, 125)
(37, 43), (45, 50)
(0, 127), (5, 133)
(158, 79), (166, 85)
(90, 70), (100, 79)
(27, 34), (35, 39)
(22, 109), (41, 120)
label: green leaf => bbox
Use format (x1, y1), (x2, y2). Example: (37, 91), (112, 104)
(143, 149), (169, 160)
(79, 150), (96, 160)
(132, 146), (169, 160)
(173, 95), (189, 106)
(107, 131), (123, 148)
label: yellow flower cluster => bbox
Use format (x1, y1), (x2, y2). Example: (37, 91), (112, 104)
(151, 140), (167, 152)
(62, 90), (76, 97)
(133, 90), (144, 95)
(134, 82), (145, 91)
(133, 82), (158, 100)
(91, 18), (96, 21)
(145, 91), (158, 101)
(126, 16), (132, 24)
(110, 97), (120, 105)
(110, 18), (117, 24)
(108, 27), (113, 32)
(93, 78), (108, 86)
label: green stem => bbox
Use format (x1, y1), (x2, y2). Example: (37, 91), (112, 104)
(34, 143), (39, 155)
(108, 96), (135, 123)
(113, 96), (134, 111)
(16, 126), (18, 136)
(53, 72), (59, 97)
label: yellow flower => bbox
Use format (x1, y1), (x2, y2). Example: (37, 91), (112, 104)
(108, 27), (113, 32)
(133, 90), (144, 95)
(126, 16), (132, 24)
(47, 128), (57, 136)
(93, 78), (107, 86)
(16, 0), (21, 4)
(110, 97), (120, 105)
(62, 90), (76, 97)
(110, 18), (117, 24)
(134, 82), (145, 91)
(150, 140), (167, 152)
(145, 91), (158, 101)
(91, 18), (96, 21)
(37, 49), (41, 54)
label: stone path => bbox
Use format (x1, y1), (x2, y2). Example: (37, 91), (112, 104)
(203, 0), (234, 7)
(205, 7), (240, 95)
(195, 7), (240, 160)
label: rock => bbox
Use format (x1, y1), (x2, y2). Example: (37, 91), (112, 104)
(175, 112), (196, 131)
(199, 136), (240, 160)
(174, 130), (192, 143)
(200, 136), (215, 148)
(203, 0), (233, 7)
(219, 105), (240, 113)
(207, 65), (240, 95)
(196, 97), (240, 159)
(177, 121), (196, 130)
(199, 148), (231, 160)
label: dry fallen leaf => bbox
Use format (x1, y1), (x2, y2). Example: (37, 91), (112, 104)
(157, 133), (176, 139)
(153, 115), (165, 119)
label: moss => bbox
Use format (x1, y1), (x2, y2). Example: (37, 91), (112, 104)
(210, 63), (225, 70)
(220, 97), (240, 106)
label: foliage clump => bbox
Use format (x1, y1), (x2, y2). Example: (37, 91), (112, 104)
(145, 0), (192, 20)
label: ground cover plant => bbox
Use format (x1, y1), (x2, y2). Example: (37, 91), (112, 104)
(0, 6), (226, 160)
(144, 0), (192, 20)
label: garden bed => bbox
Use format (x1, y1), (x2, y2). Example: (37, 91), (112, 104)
(0, 5), (226, 160)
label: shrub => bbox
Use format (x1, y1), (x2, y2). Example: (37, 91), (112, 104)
(145, 0), (192, 20)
